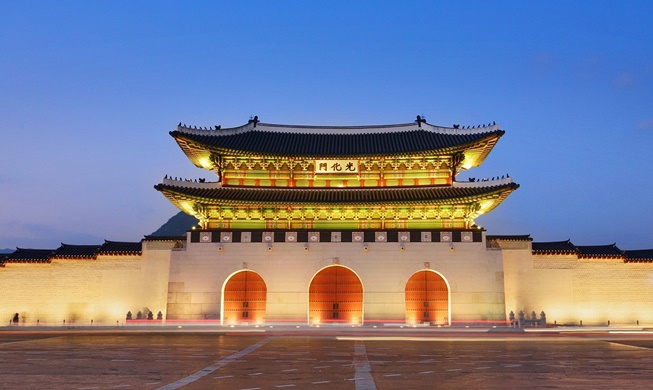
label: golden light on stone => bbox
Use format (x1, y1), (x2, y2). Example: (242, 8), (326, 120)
(18, 119), (653, 328)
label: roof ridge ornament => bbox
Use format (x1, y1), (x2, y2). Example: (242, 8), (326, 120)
(415, 115), (426, 128)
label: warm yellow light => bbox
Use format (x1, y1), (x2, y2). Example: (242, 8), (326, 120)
(461, 153), (474, 170)
(479, 200), (494, 212)
(198, 156), (213, 170)
(181, 202), (195, 215)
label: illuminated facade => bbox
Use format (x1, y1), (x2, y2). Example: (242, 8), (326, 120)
(156, 117), (516, 230)
(156, 117), (517, 325)
(1, 117), (652, 327)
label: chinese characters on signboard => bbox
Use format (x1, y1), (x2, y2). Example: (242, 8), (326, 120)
(315, 160), (359, 174)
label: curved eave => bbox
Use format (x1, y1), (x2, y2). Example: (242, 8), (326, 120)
(461, 132), (503, 169)
(173, 136), (216, 170)
(170, 127), (504, 168)
(155, 182), (519, 210)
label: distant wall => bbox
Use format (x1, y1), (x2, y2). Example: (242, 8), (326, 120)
(0, 241), (172, 325)
(500, 241), (653, 326)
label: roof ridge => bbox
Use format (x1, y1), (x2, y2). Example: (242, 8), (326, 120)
(159, 182), (518, 192)
(173, 121), (502, 136)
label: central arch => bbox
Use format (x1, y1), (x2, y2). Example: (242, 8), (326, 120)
(405, 270), (450, 325)
(222, 270), (267, 325)
(308, 265), (363, 325)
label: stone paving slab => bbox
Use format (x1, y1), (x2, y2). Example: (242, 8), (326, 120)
(0, 330), (652, 389)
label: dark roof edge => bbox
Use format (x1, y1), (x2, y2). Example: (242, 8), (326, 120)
(143, 235), (187, 241)
(486, 235), (532, 241)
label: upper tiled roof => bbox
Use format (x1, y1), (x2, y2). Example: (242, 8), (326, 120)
(171, 120), (504, 158)
(532, 240), (577, 254)
(98, 240), (142, 255)
(52, 243), (101, 259)
(623, 249), (653, 262)
(576, 244), (623, 259)
(3, 248), (54, 263)
(155, 180), (519, 206)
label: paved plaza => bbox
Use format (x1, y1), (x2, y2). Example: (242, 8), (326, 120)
(1, 327), (653, 389)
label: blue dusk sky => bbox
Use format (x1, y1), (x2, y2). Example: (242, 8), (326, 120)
(1, 1), (652, 250)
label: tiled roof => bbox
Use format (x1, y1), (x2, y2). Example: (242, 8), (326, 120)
(3, 248), (54, 263)
(143, 235), (186, 241)
(486, 235), (532, 241)
(155, 182), (519, 206)
(576, 244), (623, 259)
(623, 249), (653, 262)
(0, 242), (143, 266)
(532, 240), (577, 254)
(171, 121), (504, 158)
(52, 243), (101, 259)
(98, 240), (142, 255)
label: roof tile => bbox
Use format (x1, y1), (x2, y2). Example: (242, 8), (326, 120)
(532, 240), (577, 254)
(52, 243), (101, 259)
(623, 249), (653, 262)
(172, 127), (504, 157)
(3, 248), (54, 263)
(576, 244), (623, 259)
(98, 240), (142, 255)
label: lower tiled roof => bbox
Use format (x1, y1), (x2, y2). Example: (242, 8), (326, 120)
(98, 240), (142, 255)
(52, 244), (101, 259)
(532, 241), (653, 260)
(3, 248), (55, 263)
(486, 235), (532, 241)
(624, 249), (653, 262)
(155, 182), (519, 205)
(532, 240), (577, 254)
(143, 235), (187, 241)
(576, 244), (623, 258)
(0, 241), (142, 265)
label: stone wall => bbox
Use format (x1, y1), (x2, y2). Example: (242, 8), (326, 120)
(5, 235), (650, 327)
(166, 235), (506, 324)
(0, 242), (172, 324)
(501, 241), (653, 325)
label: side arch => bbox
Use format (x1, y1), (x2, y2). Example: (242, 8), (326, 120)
(308, 265), (363, 325)
(405, 269), (450, 325)
(221, 270), (267, 325)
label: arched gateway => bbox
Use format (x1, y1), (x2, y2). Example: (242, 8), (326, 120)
(308, 265), (363, 325)
(222, 270), (267, 325)
(405, 270), (450, 325)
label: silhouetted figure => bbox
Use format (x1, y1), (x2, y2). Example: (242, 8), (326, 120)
(157, 311), (163, 320)
(147, 311), (153, 320)
(12, 313), (19, 324)
(136, 311), (142, 320)
(126, 311), (132, 320)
